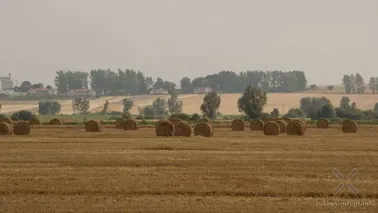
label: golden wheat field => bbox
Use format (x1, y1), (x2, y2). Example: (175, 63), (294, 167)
(0, 124), (377, 212)
(3, 92), (378, 115)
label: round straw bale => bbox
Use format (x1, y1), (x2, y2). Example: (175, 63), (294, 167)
(282, 117), (292, 123)
(286, 121), (305, 136)
(275, 119), (287, 133)
(263, 121), (280, 136)
(168, 117), (183, 126)
(85, 120), (101, 132)
(316, 118), (329, 129)
(49, 118), (62, 125)
(29, 118), (41, 125)
(342, 119), (357, 133)
(0, 117), (12, 124)
(155, 119), (165, 127)
(231, 119), (245, 131)
(123, 119), (138, 130)
(194, 122), (213, 137)
(250, 119), (264, 131)
(293, 119), (307, 131)
(263, 117), (275, 123)
(115, 118), (126, 129)
(13, 121), (31, 135)
(174, 121), (192, 137)
(0, 122), (13, 135)
(199, 117), (210, 123)
(155, 120), (175, 136)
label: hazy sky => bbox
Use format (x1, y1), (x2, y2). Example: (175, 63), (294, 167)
(0, 0), (377, 87)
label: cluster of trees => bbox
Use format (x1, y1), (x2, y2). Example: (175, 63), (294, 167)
(342, 73), (378, 94)
(181, 70), (307, 93)
(52, 69), (307, 96)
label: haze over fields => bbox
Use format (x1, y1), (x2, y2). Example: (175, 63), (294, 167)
(3, 93), (378, 115)
(0, 0), (377, 86)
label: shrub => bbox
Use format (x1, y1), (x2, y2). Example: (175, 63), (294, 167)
(11, 110), (35, 121)
(38, 100), (61, 115)
(170, 113), (190, 121)
(191, 113), (201, 122)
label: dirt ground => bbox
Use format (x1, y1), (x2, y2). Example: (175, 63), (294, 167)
(0, 125), (377, 212)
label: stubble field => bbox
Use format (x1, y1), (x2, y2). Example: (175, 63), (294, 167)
(0, 124), (377, 212)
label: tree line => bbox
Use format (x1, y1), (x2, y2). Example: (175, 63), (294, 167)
(342, 73), (378, 94)
(51, 69), (307, 95)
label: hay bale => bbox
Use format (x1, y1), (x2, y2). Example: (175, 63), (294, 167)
(49, 118), (62, 125)
(263, 121), (280, 136)
(85, 120), (101, 132)
(275, 119), (287, 133)
(194, 122), (213, 137)
(123, 119), (138, 130)
(316, 118), (329, 129)
(115, 118), (126, 129)
(231, 119), (245, 131)
(342, 119), (357, 133)
(293, 119), (307, 131)
(0, 118), (12, 124)
(286, 121), (305, 136)
(155, 119), (165, 127)
(169, 117), (183, 126)
(263, 117), (275, 123)
(13, 121), (31, 135)
(0, 122), (13, 135)
(156, 120), (175, 136)
(282, 117), (292, 123)
(199, 118), (210, 123)
(29, 118), (41, 125)
(250, 119), (264, 131)
(174, 121), (192, 137)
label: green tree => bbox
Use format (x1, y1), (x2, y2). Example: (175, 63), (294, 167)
(374, 103), (378, 112)
(342, 75), (353, 94)
(237, 86), (267, 119)
(309, 84), (317, 92)
(284, 108), (305, 118)
(38, 100), (61, 115)
(20, 81), (32, 92)
(101, 100), (109, 115)
(167, 94), (183, 114)
(122, 98), (134, 114)
(200, 92), (221, 119)
(327, 85), (334, 92)
(270, 108), (280, 118)
(355, 73), (365, 94)
(340, 96), (351, 109)
(319, 104), (336, 118)
(11, 110), (35, 121)
(300, 97), (331, 119)
(368, 77), (376, 93)
(180, 77), (191, 93)
(152, 97), (168, 116)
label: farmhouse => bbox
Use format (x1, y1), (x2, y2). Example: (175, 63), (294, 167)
(194, 87), (212, 94)
(150, 88), (168, 94)
(0, 74), (14, 92)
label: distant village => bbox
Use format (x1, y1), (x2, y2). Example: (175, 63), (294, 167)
(0, 74), (213, 99)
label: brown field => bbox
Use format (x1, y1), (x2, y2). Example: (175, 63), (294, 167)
(3, 92), (378, 115)
(0, 124), (377, 212)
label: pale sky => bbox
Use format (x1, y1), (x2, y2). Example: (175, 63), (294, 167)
(0, 0), (377, 87)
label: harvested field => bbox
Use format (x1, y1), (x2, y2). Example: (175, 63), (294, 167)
(4, 92), (378, 115)
(0, 125), (377, 212)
